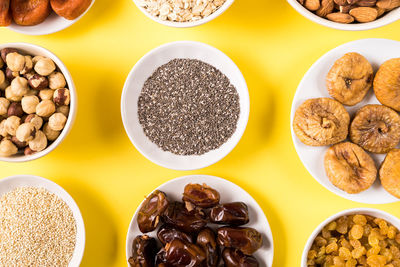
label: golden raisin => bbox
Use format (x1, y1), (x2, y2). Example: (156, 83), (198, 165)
(339, 247), (352, 260)
(326, 241), (339, 254)
(308, 249), (317, 259)
(351, 225), (364, 240)
(367, 246), (381, 257)
(388, 226), (397, 239)
(352, 246), (366, 259)
(327, 221), (337, 231)
(350, 239), (361, 248)
(333, 256), (346, 266)
(354, 215), (367, 226)
(367, 254), (386, 266)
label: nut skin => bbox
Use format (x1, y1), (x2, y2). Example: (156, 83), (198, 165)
(28, 130), (47, 152)
(25, 114), (43, 130)
(6, 52), (25, 72)
(21, 95), (39, 114)
(7, 102), (23, 117)
(36, 100), (55, 117)
(11, 136), (27, 148)
(38, 89), (53, 100)
(1, 48), (18, 63)
(53, 88), (70, 106)
(43, 122), (60, 141)
(0, 138), (17, 156)
(5, 67), (19, 81)
(0, 97), (10, 116)
(34, 57), (55, 76)
(48, 72), (66, 89)
(20, 56), (33, 75)
(16, 122), (36, 142)
(48, 112), (67, 131)
(4, 116), (20, 136)
(28, 74), (48, 90)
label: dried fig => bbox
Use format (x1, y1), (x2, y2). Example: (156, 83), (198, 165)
(326, 52), (373, 106)
(0, 0), (12, 26)
(324, 142), (377, 194)
(50, 0), (92, 20)
(350, 105), (400, 153)
(11, 0), (51, 26)
(379, 149), (400, 198)
(293, 97), (350, 146)
(373, 58), (400, 111)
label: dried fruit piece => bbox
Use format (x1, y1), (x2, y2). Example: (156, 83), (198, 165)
(326, 52), (373, 106)
(137, 190), (169, 233)
(0, 0), (11, 26)
(380, 149), (400, 198)
(50, 0), (92, 20)
(326, 12), (355, 23)
(293, 98), (350, 146)
(324, 142), (377, 194)
(182, 183), (220, 208)
(11, 0), (51, 26)
(349, 6), (378, 22)
(350, 105), (400, 154)
(374, 58), (400, 111)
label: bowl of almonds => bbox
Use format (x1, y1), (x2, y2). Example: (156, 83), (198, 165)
(287, 0), (400, 31)
(0, 43), (76, 162)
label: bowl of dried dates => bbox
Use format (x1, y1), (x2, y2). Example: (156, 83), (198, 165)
(287, 0), (400, 31)
(0, 43), (76, 162)
(0, 0), (95, 35)
(302, 208), (400, 266)
(291, 38), (400, 204)
(125, 175), (274, 267)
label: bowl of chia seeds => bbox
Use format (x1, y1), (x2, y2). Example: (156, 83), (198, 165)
(121, 41), (249, 170)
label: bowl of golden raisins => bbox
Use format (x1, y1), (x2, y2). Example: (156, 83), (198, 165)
(303, 208), (400, 267)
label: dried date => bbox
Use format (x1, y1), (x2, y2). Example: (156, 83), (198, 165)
(137, 190), (169, 233)
(209, 202), (249, 226)
(182, 183), (220, 208)
(196, 227), (219, 267)
(165, 239), (206, 267)
(157, 225), (193, 246)
(222, 248), (259, 267)
(128, 235), (158, 267)
(163, 201), (207, 233)
(217, 227), (263, 255)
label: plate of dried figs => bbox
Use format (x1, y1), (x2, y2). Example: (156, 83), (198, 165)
(291, 38), (400, 204)
(125, 175), (273, 267)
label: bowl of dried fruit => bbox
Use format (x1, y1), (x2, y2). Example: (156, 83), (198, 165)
(121, 41), (249, 170)
(302, 208), (400, 267)
(131, 0), (234, 28)
(287, 0), (400, 31)
(0, 175), (85, 267)
(125, 175), (274, 267)
(0, 43), (76, 162)
(1, 0), (95, 35)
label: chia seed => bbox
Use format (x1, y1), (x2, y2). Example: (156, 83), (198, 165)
(138, 58), (240, 156)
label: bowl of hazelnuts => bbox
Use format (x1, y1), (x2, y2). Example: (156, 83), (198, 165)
(0, 43), (76, 162)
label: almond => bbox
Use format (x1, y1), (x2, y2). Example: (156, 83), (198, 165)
(347, 0), (359, 3)
(357, 0), (377, 6)
(339, 4), (357, 12)
(349, 6), (378, 21)
(377, 0), (400, 9)
(326, 12), (355, 22)
(305, 0), (321, 10)
(317, 0), (335, 16)
(376, 6), (386, 16)
(334, 0), (348, 4)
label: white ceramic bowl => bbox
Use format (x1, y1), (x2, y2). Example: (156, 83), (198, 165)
(0, 175), (85, 267)
(287, 0), (400, 31)
(125, 175), (274, 267)
(7, 0), (95, 36)
(291, 38), (400, 204)
(121, 41), (249, 171)
(0, 42), (77, 163)
(131, 0), (234, 28)
(302, 208), (400, 266)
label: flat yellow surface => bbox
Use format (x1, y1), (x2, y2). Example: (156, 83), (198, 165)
(1, 0), (400, 266)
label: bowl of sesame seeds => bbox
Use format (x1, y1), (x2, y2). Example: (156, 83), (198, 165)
(132, 0), (234, 28)
(121, 41), (249, 170)
(0, 175), (85, 267)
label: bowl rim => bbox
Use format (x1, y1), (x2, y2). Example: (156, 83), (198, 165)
(0, 42), (77, 163)
(286, 0), (400, 31)
(0, 174), (85, 267)
(131, 0), (234, 28)
(120, 40), (250, 171)
(125, 174), (274, 267)
(7, 0), (95, 36)
(301, 208), (400, 266)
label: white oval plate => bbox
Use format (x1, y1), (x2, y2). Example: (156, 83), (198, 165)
(8, 0), (95, 36)
(121, 41), (250, 171)
(125, 175), (273, 267)
(0, 175), (85, 267)
(290, 38), (400, 204)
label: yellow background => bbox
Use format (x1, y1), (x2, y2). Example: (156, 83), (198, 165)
(1, 0), (400, 266)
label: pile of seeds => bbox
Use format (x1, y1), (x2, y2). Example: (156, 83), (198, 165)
(138, 58), (240, 156)
(0, 187), (77, 266)
(137, 0), (227, 22)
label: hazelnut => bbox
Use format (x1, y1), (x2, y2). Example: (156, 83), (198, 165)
(36, 100), (55, 117)
(6, 52), (26, 72)
(16, 123), (36, 142)
(1, 48), (18, 62)
(34, 58), (56, 76)
(56, 105), (69, 117)
(0, 120), (8, 137)
(0, 138), (18, 156)
(0, 70), (4, 85)
(28, 74), (48, 90)
(25, 114), (43, 130)
(6, 68), (19, 81)
(32, 56), (46, 65)
(20, 56), (33, 75)
(11, 136), (27, 148)
(5, 86), (21, 101)
(0, 57), (3, 68)
(38, 89), (53, 100)
(0, 97), (10, 116)
(43, 123), (60, 141)
(26, 89), (39, 96)
(7, 102), (23, 117)
(4, 116), (21, 136)
(53, 88), (70, 106)
(48, 72), (66, 89)
(10, 77), (29, 97)
(48, 113), (67, 131)
(28, 130), (47, 152)
(21, 95), (39, 114)
(24, 146), (34, 155)
(0, 80), (9, 91)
